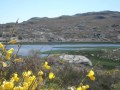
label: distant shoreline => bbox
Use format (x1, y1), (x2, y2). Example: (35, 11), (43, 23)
(1, 41), (120, 45)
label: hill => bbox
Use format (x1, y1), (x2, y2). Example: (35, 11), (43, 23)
(0, 11), (120, 42)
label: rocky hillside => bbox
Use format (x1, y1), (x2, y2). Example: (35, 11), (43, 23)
(0, 11), (120, 42)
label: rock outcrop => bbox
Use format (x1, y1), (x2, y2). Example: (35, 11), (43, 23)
(59, 54), (92, 66)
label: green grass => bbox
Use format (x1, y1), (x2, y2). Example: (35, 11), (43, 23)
(53, 46), (120, 49)
(42, 49), (120, 69)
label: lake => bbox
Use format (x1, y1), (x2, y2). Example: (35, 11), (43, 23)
(6, 43), (120, 56)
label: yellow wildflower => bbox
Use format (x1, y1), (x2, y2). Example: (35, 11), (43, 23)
(89, 75), (95, 81)
(43, 61), (50, 70)
(76, 85), (89, 90)
(85, 85), (89, 89)
(6, 48), (14, 60)
(27, 75), (36, 86)
(87, 70), (95, 81)
(29, 75), (36, 82)
(22, 71), (36, 86)
(6, 53), (11, 60)
(49, 72), (55, 80)
(81, 85), (89, 90)
(23, 82), (29, 90)
(2, 81), (14, 90)
(27, 70), (32, 76)
(13, 73), (19, 82)
(14, 58), (23, 62)
(38, 76), (43, 83)
(38, 70), (44, 83)
(76, 86), (82, 90)
(0, 43), (4, 48)
(8, 39), (17, 44)
(0, 43), (5, 52)
(13, 86), (24, 90)
(38, 70), (44, 76)
(2, 62), (7, 67)
(7, 48), (14, 52)
(22, 70), (32, 77)
(31, 81), (37, 90)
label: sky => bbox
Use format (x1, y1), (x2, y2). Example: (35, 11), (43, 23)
(0, 0), (120, 23)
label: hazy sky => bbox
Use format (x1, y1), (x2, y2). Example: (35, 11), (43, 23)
(0, 0), (120, 23)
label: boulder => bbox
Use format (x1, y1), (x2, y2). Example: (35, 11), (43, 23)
(59, 54), (92, 66)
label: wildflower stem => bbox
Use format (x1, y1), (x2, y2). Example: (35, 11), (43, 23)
(92, 61), (100, 70)
(15, 44), (21, 58)
(81, 76), (87, 84)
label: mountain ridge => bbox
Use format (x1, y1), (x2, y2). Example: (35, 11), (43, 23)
(0, 11), (120, 42)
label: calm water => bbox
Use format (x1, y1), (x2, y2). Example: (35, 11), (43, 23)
(6, 44), (120, 56)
